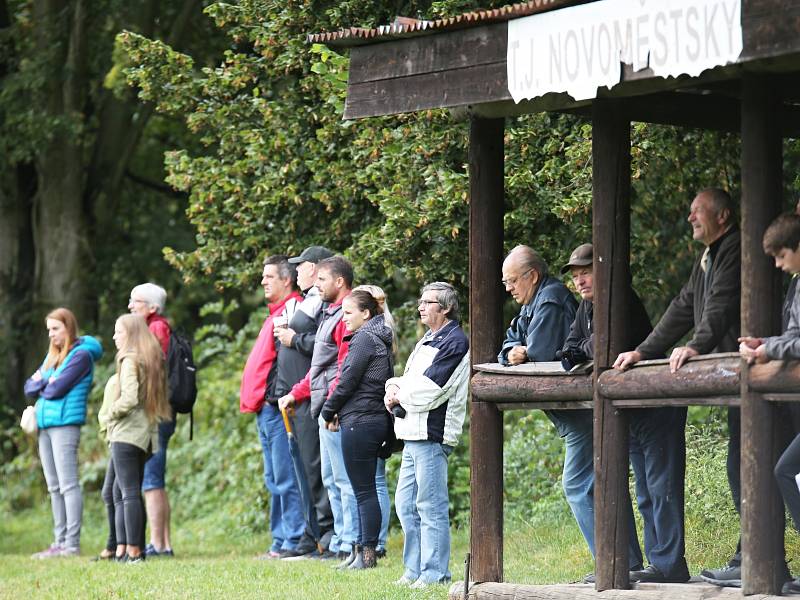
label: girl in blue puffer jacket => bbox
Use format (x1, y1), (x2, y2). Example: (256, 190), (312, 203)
(24, 307), (103, 558)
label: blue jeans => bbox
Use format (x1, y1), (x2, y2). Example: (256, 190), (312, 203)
(318, 416), (359, 553)
(376, 458), (389, 550)
(142, 417), (176, 491)
(629, 407), (689, 580)
(395, 440), (452, 584)
(546, 409), (644, 570)
(257, 406), (305, 552)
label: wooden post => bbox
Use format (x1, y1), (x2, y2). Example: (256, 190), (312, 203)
(740, 74), (785, 596)
(592, 99), (632, 591)
(468, 116), (505, 583)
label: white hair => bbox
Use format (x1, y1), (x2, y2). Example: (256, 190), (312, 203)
(131, 283), (167, 314)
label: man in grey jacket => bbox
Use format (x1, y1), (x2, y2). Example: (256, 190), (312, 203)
(274, 245), (335, 556)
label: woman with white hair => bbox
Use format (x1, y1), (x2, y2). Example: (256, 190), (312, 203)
(128, 282), (176, 557)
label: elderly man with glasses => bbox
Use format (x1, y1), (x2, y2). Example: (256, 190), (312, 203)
(500, 245), (620, 577)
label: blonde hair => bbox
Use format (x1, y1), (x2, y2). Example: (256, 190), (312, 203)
(43, 308), (79, 370)
(115, 314), (171, 423)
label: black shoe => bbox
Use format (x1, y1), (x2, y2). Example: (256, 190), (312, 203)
(700, 564), (741, 588)
(125, 554), (145, 564)
(281, 548), (318, 561)
(785, 577), (800, 594)
(315, 550), (337, 560)
(376, 547), (386, 559)
(630, 564), (689, 584)
(582, 573), (595, 584)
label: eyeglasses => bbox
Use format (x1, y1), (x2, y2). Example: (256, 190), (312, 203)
(501, 268), (533, 288)
(129, 298), (147, 305)
(418, 299), (440, 307)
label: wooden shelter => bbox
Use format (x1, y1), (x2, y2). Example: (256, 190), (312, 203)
(310, 0), (800, 596)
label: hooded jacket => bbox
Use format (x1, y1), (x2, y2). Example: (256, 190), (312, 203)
(320, 314), (393, 426)
(24, 335), (103, 429)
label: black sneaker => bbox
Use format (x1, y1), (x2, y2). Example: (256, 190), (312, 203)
(316, 550), (337, 560)
(582, 573), (595, 584)
(630, 564), (690, 584)
(785, 577), (800, 594)
(376, 547), (387, 559)
(700, 564), (741, 588)
(126, 554), (145, 564)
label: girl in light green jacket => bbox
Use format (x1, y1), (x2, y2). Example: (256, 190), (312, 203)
(99, 313), (171, 562)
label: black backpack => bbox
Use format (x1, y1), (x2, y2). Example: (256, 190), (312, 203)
(166, 330), (197, 438)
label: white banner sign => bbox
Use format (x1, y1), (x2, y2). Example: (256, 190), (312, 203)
(507, 0), (742, 102)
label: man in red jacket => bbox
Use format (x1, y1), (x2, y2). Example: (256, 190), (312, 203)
(240, 255), (305, 558)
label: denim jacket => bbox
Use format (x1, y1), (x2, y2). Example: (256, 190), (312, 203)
(498, 276), (578, 365)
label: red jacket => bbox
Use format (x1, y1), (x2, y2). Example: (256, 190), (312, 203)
(240, 292), (302, 414)
(289, 299), (349, 402)
(147, 313), (171, 356)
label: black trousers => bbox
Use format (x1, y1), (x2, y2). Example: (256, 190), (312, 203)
(340, 418), (389, 547)
(101, 458), (117, 551)
(293, 401), (334, 549)
(111, 442), (147, 549)
(775, 432), (800, 532)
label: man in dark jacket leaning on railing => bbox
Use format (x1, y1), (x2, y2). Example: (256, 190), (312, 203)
(614, 188), (741, 585)
(558, 243), (651, 584)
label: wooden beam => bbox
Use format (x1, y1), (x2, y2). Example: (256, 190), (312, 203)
(468, 116), (505, 584)
(612, 396), (740, 408)
(591, 98), (631, 591)
(496, 401), (594, 411)
(472, 372), (592, 403)
(448, 580), (784, 600)
(599, 355), (740, 399)
(740, 73), (786, 596)
(749, 359), (800, 392)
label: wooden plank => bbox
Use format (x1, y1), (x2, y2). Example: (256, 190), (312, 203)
(448, 579), (784, 600)
(741, 1), (800, 60)
(347, 23), (506, 85)
(344, 61), (508, 120)
(468, 116), (505, 584)
(740, 73), (786, 596)
(472, 372), (593, 402)
(473, 361), (585, 375)
(497, 401), (594, 411)
(612, 396), (740, 408)
(598, 356), (741, 399)
(592, 98), (631, 591)
(763, 393), (800, 403)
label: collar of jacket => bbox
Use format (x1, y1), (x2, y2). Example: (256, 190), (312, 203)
(268, 291), (302, 316)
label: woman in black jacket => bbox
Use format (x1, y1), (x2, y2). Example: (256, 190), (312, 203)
(320, 288), (393, 569)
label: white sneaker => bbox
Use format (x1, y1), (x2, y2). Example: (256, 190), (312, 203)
(394, 575), (415, 586)
(409, 579), (429, 590)
(31, 544), (63, 559)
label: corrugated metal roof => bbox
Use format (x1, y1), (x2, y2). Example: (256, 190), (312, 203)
(307, 0), (592, 47)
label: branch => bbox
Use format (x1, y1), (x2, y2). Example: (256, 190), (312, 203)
(125, 169), (186, 199)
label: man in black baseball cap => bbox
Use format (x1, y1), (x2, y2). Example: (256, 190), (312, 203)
(275, 244), (336, 557)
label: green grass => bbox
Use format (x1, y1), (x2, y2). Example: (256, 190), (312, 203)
(0, 494), (592, 599)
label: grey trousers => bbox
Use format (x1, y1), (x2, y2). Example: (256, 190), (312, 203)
(38, 425), (82, 550)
